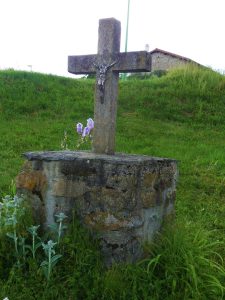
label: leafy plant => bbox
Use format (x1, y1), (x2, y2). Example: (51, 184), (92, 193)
(60, 130), (69, 150)
(55, 212), (67, 244)
(48, 212), (68, 244)
(0, 192), (65, 284)
(41, 240), (62, 282)
(26, 225), (41, 259)
(0, 195), (25, 257)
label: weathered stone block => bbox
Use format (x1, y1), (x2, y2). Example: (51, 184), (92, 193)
(16, 151), (178, 266)
(141, 189), (159, 208)
(143, 172), (158, 187)
(52, 179), (87, 198)
(16, 161), (47, 193)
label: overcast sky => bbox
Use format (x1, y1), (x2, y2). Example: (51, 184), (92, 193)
(0, 0), (224, 77)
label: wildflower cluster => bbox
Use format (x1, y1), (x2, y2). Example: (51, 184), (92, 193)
(76, 117), (94, 137)
(76, 117), (94, 148)
(61, 117), (94, 150)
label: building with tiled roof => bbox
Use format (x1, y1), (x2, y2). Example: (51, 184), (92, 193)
(150, 48), (199, 71)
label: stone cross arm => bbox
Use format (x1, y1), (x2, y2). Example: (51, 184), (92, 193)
(68, 51), (151, 75)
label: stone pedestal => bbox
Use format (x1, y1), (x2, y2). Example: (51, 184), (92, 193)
(16, 151), (178, 266)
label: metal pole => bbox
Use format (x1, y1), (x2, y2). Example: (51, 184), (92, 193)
(125, 0), (130, 53)
(122, 0), (131, 79)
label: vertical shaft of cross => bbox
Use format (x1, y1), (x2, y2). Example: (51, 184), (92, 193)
(92, 18), (121, 155)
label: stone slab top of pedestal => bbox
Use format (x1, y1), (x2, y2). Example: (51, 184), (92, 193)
(24, 151), (177, 164)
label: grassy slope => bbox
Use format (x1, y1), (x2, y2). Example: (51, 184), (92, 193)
(1, 66), (225, 298)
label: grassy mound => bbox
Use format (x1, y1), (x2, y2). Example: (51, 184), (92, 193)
(0, 66), (225, 299)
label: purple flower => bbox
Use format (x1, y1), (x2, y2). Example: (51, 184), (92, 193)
(87, 118), (94, 130)
(76, 123), (83, 134)
(82, 126), (90, 137)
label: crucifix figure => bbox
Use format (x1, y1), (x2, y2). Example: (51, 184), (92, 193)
(68, 18), (151, 155)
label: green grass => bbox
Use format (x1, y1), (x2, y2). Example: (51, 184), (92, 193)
(0, 65), (225, 299)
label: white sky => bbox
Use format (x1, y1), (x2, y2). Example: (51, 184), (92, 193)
(0, 0), (224, 77)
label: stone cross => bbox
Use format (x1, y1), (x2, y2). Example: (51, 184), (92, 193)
(68, 18), (151, 155)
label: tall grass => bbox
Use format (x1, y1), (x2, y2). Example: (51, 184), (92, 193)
(103, 222), (225, 300)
